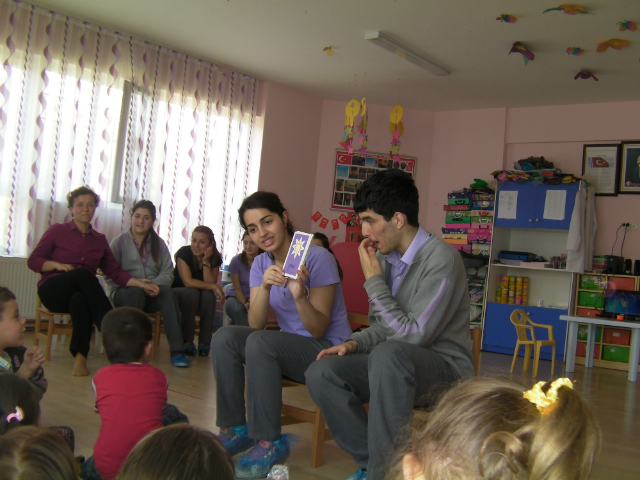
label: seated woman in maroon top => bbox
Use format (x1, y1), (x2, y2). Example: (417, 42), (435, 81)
(27, 186), (149, 376)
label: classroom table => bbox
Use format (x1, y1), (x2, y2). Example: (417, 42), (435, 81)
(560, 315), (640, 382)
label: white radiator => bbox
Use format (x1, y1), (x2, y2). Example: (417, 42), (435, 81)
(0, 257), (39, 319)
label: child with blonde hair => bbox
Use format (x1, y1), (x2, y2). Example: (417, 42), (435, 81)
(394, 377), (600, 480)
(0, 426), (78, 480)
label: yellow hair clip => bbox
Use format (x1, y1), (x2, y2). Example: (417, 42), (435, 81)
(523, 378), (573, 415)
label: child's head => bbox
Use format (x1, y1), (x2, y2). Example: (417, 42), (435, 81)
(0, 426), (77, 480)
(0, 372), (41, 435)
(101, 307), (152, 364)
(0, 287), (25, 351)
(395, 377), (600, 480)
(118, 424), (234, 480)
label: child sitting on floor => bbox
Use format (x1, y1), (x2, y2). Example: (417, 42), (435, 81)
(391, 377), (601, 480)
(118, 424), (234, 480)
(0, 371), (41, 435)
(0, 287), (47, 394)
(83, 307), (188, 480)
(0, 426), (78, 480)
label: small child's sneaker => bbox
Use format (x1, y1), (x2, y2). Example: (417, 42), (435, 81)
(346, 468), (367, 480)
(235, 438), (291, 479)
(217, 426), (254, 456)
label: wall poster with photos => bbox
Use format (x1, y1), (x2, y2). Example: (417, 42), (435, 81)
(331, 150), (417, 211)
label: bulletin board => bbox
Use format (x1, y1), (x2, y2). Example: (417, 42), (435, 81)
(331, 150), (417, 211)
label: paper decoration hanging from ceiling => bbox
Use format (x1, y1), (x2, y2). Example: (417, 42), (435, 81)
(543, 4), (592, 15)
(618, 21), (638, 32)
(389, 105), (404, 162)
(596, 38), (630, 53)
(357, 97), (369, 154)
(339, 99), (361, 154)
(509, 42), (535, 65)
(574, 70), (598, 81)
(566, 47), (585, 56)
(496, 14), (517, 23)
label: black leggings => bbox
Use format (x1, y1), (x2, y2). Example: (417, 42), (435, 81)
(38, 269), (113, 358)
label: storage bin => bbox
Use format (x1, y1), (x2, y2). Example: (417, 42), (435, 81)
(603, 328), (631, 346)
(442, 238), (468, 245)
(578, 292), (604, 309)
(576, 308), (602, 317)
(471, 200), (494, 210)
(580, 275), (606, 290)
(602, 345), (630, 363)
(448, 198), (470, 205)
(446, 211), (472, 217)
(577, 325), (602, 342)
(470, 222), (493, 231)
(447, 217), (471, 224)
(576, 342), (600, 359)
(444, 204), (470, 211)
(608, 276), (636, 291)
(442, 227), (468, 234)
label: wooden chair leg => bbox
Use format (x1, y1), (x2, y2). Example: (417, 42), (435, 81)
(34, 310), (41, 349)
(510, 342), (520, 373)
(45, 313), (55, 361)
(533, 343), (541, 377)
(550, 345), (556, 377)
(310, 408), (326, 468)
(523, 345), (532, 372)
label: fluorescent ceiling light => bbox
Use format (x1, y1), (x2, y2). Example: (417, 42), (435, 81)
(365, 31), (450, 76)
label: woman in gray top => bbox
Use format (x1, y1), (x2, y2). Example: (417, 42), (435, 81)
(106, 200), (190, 368)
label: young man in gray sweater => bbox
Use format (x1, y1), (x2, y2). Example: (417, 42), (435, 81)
(305, 169), (473, 480)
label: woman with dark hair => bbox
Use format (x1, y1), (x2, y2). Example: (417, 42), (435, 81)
(28, 186), (147, 376)
(211, 191), (351, 479)
(224, 231), (262, 327)
(172, 226), (225, 357)
(311, 232), (343, 280)
(106, 200), (189, 368)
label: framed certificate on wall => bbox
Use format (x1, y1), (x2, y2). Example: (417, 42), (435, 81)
(331, 150), (417, 211)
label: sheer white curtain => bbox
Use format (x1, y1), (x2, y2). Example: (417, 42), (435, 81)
(0, 0), (260, 260)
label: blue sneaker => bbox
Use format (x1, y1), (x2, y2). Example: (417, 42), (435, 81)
(170, 354), (190, 368)
(217, 427), (255, 456)
(235, 438), (291, 479)
(346, 469), (367, 480)
(183, 343), (197, 356)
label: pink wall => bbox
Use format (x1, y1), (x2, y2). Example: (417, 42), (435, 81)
(425, 108), (507, 235)
(258, 81), (640, 264)
(311, 100), (434, 244)
(258, 82), (323, 232)
(427, 101), (640, 262)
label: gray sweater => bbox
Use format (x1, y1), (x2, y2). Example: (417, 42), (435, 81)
(350, 233), (474, 378)
(106, 230), (174, 302)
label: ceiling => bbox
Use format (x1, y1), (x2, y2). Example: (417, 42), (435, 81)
(27, 0), (640, 111)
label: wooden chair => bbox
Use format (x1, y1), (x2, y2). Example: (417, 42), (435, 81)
(34, 297), (74, 361)
(509, 309), (555, 377)
(149, 312), (163, 356)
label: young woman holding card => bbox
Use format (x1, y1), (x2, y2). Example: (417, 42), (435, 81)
(211, 191), (351, 479)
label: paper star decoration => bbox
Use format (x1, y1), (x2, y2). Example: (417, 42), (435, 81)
(509, 42), (535, 65)
(291, 239), (305, 257)
(618, 21), (638, 32)
(543, 4), (592, 15)
(574, 70), (598, 81)
(596, 38), (631, 53)
(496, 14), (517, 23)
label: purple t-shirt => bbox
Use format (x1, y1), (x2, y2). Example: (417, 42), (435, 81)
(227, 254), (251, 299)
(250, 245), (351, 346)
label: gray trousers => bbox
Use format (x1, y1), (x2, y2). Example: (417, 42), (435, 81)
(211, 326), (332, 441)
(305, 341), (458, 480)
(113, 285), (184, 353)
(224, 296), (249, 327)
(173, 287), (216, 344)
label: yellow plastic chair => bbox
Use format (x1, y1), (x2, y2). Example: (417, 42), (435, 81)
(509, 309), (555, 377)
